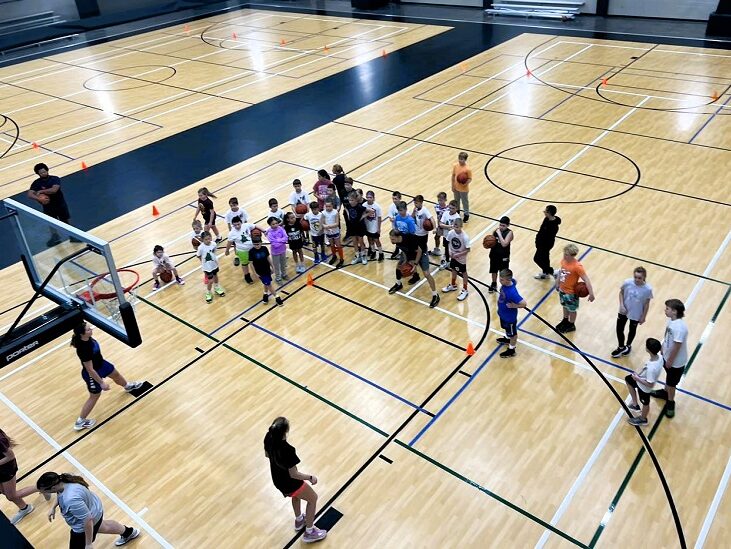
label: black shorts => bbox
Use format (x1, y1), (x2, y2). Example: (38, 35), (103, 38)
(312, 235), (325, 245)
(366, 231), (380, 239)
(489, 254), (510, 274)
(43, 205), (70, 222)
(500, 319), (517, 338)
(415, 234), (429, 253)
(0, 459), (18, 482)
(289, 241), (304, 251)
(625, 376), (651, 405)
(81, 361), (115, 394)
(203, 212), (213, 225)
(346, 223), (366, 237)
(69, 515), (103, 549)
(450, 258), (467, 274)
(204, 268), (219, 280)
(664, 365), (683, 387)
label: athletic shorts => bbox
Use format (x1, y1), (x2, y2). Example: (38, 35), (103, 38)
(0, 458), (18, 483)
(450, 258), (467, 274)
(325, 231), (340, 240)
(559, 291), (579, 312)
(285, 481), (306, 498)
(204, 268), (219, 280)
(366, 231), (380, 239)
(489, 254), (510, 274)
(235, 249), (250, 265)
(416, 234), (429, 254)
(625, 375), (651, 405)
(81, 361), (114, 394)
(259, 274), (272, 286)
(203, 212), (213, 225)
(664, 365), (684, 387)
(43, 204), (70, 223)
(311, 234), (325, 246)
(346, 223), (366, 237)
(500, 319), (517, 338)
(289, 241), (304, 251)
(69, 515), (103, 549)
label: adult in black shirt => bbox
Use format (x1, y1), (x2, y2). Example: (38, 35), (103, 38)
(27, 163), (73, 246)
(0, 428), (43, 525)
(533, 205), (562, 279)
(70, 323), (142, 431)
(264, 417), (327, 542)
(388, 230), (440, 308)
(331, 164), (347, 202)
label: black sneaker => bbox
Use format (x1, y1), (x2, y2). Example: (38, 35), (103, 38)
(665, 400), (676, 418)
(263, 293), (269, 303)
(555, 319), (569, 331)
(621, 345), (632, 356)
(628, 403), (640, 411)
(628, 416), (648, 426)
(378, 252), (384, 262)
(559, 322), (576, 333)
(408, 273), (420, 285)
(499, 348), (516, 358)
(463, 214), (470, 223)
(388, 282), (403, 294)
(487, 283), (497, 293)
(329, 255), (337, 265)
(651, 389), (668, 400)
(368, 250), (376, 260)
(496, 337), (510, 344)
(275, 296), (284, 306)
(611, 346), (625, 358)
(244, 273), (253, 284)
(429, 294), (440, 308)
(336, 259), (344, 268)
(390, 251), (399, 260)
(234, 257), (241, 267)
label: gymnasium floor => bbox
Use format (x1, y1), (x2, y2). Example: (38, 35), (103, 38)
(1, 4), (730, 548)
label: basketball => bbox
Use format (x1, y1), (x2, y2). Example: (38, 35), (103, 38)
(575, 281), (589, 298)
(192, 237), (200, 250)
(295, 203), (308, 215)
(300, 219), (310, 232)
(37, 194), (50, 205)
(422, 218), (434, 232)
(456, 172), (469, 184)
(399, 262), (415, 278)
(160, 270), (173, 283)
(482, 235), (497, 249)
(251, 228), (262, 239)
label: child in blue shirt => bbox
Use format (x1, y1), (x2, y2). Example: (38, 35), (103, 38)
(497, 269), (527, 358)
(393, 201), (416, 235)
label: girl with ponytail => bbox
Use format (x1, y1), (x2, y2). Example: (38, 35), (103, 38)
(36, 471), (140, 548)
(264, 417), (327, 543)
(0, 428), (43, 525)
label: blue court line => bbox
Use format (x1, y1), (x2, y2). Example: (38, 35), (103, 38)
(688, 90), (731, 143)
(408, 248), (594, 446)
(518, 327), (731, 413)
(249, 322), (432, 416)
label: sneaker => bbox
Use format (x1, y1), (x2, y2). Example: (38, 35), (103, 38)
(275, 277), (283, 284)
(336, 259), (344, 268)
(463, 214), (470, 223)
(329, 255), (337, 265)
(368, 250), (376, 260)
(214, 286), (225, 297)
(153, 281), (161, 291)
(390, 251), (399, 260)
(442, 284), (457, 293)
(388, 282), (403, 295)
(457, 289), (468, 301)
(115, 528), (140, 546)
(378, 252), (384, 262)
(294, 515), (305, 532)
(361, 254), (368, 265)
(439, 259), (447, 270)
(314, 253), (321, 264)
(303, 527), (327, 543)
(487, 283), (497, 293)
(534, 273), (549, 280)
(628, 403), (640, 411)
(263, 293), (269, 303)
(205, 292), (213, 304)
(621, 345), (632, 356)
(282, 274), (289, 280)
(215, 236), (223, 243)
(351, 255), (361, 265)
(651, 388), (668, 400)
(176, 277), (185, 285)
(496, 337), (510, 344)
(611, 346), (625, 358)
(430, 247), (442, 256)
(233, 257), (240, 267)
(408, 273), (420, 285)
(429, 294), (440, 308)
(275, 296), (284, 306)
(244, 273), (253, 284)
(559, 322), (576, 333)
(11, 504), (34, 525)
(124, 381), (144, 393)
(628, 416), (648, 426)
(665, 401), (676, 418)
(74, 418), (95, 431)
(499, 348), (516, 358)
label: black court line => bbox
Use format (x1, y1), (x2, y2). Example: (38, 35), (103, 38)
(378, 454), (393, 464)
(314, 285), (466, 352)
(458, 370), (471, 378)
(539, 67), (615, 120)
(194, 346), (204, 353)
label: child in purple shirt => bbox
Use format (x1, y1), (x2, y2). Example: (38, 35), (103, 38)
(267, 217), (289, 283)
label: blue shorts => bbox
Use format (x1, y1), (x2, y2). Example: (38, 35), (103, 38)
(500, 319), (517, 338)
(312, 235), (325, 246)
(81, 360), (114, 394)
(259, 274), (272, 286)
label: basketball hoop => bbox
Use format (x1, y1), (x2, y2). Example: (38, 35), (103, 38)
(78, 269), (139, 323)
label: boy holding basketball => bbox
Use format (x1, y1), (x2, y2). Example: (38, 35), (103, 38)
(225, 216), (259, 284)
(388, 229), (439, 308)
(152, 245), (184, 290)
(289, 179), (308, 208)
(196, 231), (225, 303)
(625, 338), (664, 426)
(249, 234), (283, 306)
(267, 198), (285, 223)
(344, 191), (367, 265)
(442, 218), (470, 301)
(555, 244), (594, 333)
(452, 152), (472, 223)
(496, 269), (527, 358)
(488, 216), (513, 293)
(438, 200), (461, 269)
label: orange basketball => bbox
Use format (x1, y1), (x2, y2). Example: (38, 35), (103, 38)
(295, 203), (308, 215)
(422, 218), (434, 232)
(38, 194), (50, 205)
(192, 237), (201, 250)
(575, 281), (589, 298)
(160, 270), (173, 283)
(456, 172), (469, 184)
(482, 235), (497, 249)
(300, 219), (310, 232)
(399, 262), (415, 278)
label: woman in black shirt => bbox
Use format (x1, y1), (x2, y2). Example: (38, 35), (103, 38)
(0, 428), (45, 525)
(264, 417), (327, 543)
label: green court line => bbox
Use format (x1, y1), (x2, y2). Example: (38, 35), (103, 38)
(394, 440), (589, 547)
(589, 285), (730, 547)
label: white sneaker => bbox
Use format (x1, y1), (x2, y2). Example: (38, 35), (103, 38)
(124, 381), (144, 393)
(351, 255), (361, 265)
(430, 247), (442, 256)
(439, 260), (447, 270)
(442, 284), (457, 293)
(361, 254), (368, 265)
(74, 418), (96, 431)
(115, 527), (140, 546)
(11, 504), (34, 525)
(458, 289), (469, 301)
(534, 273), (549, 280)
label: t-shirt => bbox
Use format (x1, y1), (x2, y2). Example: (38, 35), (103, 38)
(662, 318), (688, 369)
(321, 209), (340, 236)
(489, 228), (512, 259)
(249, 246), (272, 277)
(225, 208), (249, 226)
(228, 223), (256, 251)
(313, 181), (330, 209)
(399, 233), (419, 262)
(364, 202), (382, 234)
(345, 202), (366, 228)
(412, 206), (434, 236)
(196, 242), (219, 272)
(536, 216), (561, 247)
(152, 253), (173, 271)
(198, 197), (214, 219)
(558, 259), (586, 294)
(305, 211), (323, 236)
(267, 209), (285, 223)
(75, 338), (104, 370)
(328, 195), (341, 211)
(434, 202), (448, 226)
(332, 173), (347, 200)
(289, 191), (308, 207)
(446, 229), (470, 262)
(394, 214), (416, 234)
(452, 163), (472, 193)
(266, 440), (302, 496)
(387, 203), (399, 222)
(58, 483), (103, 533)
(636, 356), (664, 393)
(498, 282), (524, 324)
(30, 175), (67, 213)
(285, 222), (304, 247)
(620, 279), (654, 321)
(440, 210), (461, 229)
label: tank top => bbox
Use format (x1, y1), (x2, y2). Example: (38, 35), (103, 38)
(490, 228), (511, 258)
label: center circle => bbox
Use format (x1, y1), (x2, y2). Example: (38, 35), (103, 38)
(484, 141), (641, 204)
(84, 65), (176, 91)
(0, 115), (19, 159)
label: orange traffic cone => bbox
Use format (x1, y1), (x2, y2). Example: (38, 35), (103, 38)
(323, 45), (329, 53)
(466, 342), (475, 356)
(711, 91), (719, 101)
(280, 38), (286, 46)
(601, 78), (608, 86)
(152, 205), (160, 217)
(32, 142), (39, 150)
(526, 69), (532, 77)
(81, 161), (88, 170)
(184, 24), (190, 34)
(232, 32), (238, 40)
(382, 49), (387, 57)
(306, 273), (314, 287)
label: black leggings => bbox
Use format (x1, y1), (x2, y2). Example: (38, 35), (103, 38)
(616, 313), (639, 347)
(533, 245), (553, 275)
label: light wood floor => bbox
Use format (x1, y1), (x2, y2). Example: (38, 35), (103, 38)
(1, 26), (731, 548)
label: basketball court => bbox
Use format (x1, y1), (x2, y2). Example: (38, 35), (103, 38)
(1, 4), (730, 548)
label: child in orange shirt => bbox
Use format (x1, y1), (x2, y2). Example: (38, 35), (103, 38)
(555, 244), (595, 333)
(451, 151), (472, 223)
